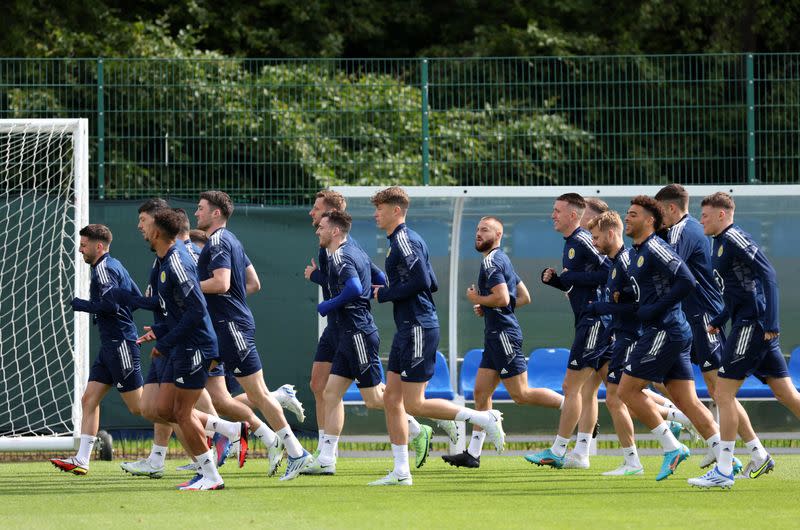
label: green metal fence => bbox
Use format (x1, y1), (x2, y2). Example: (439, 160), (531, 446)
(1, 55), (798, 203)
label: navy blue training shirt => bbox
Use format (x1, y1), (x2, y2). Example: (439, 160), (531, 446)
(377, 223), (439, 330)
(477, 247), (522, 334)
(197, 227), (255, 329)
(710, 224), (780, 333)
(324, 238), (378, 334)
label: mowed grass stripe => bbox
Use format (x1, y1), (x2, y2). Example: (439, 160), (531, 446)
(1, 455), (798, 529)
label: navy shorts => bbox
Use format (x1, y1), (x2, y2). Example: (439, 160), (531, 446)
(89, 339), (143, 392)
(216, 321), (262, 378)
(205, 360), (243, 394)
(624, 326), (693, 384)
(568, 318), (611, 371)
(388, 325), (439, 383)
(606, 331), (638, 385)
(314, 324), (338, 363)
(331, 330), (383, 388)
(718, 320), (789, 382)
(161, 347), (217, 390)
(144, 353), (167, 385)
(688, 314), (723, 372)
(479, 329), (527, 379)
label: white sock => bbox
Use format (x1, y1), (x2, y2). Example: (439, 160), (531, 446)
(622, 445), (641, 468)
(277, 426), (304, 458)
(75, 434), (95, 466)
(149, 444), (168, 468)
(317, 430), (325, 451)
(467, 431), (486, 458)
(706, 433), (721, 458)
(573, 432), (592, 457)
(550, 435), (570, 457)
(392, 443), (410, 478)
(745, 438), (769, 462)
(651, 423), (681, 452)
(662, 398), (675, 409)
(252, 424), (278, 447)
(407, 416), (421, 438)
(204, 429), (215, 438)
(717, 440), (735, 476)
(667, 408), (692, 425)
(204, 416), (241, 440)
(196, 448), (222, 482)
(319, 434), (339, 465)
(456, 408), (495, 429)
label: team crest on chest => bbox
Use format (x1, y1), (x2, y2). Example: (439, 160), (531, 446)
(160, 271), (166, 283)
(637, 256), (644, 267)
(568, 248), (575, 259)
(717, 245), (724, 257)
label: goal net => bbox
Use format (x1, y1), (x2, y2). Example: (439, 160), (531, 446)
(0, 119), (89, 450)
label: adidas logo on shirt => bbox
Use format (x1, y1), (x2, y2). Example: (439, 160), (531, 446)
(703, 361), (712, 368)
(116, 383), (123, 389)
(625, 364), (632, 371)
(401, 371), (408, 377)
(500, 368), (508, 375)
(719, 367), (726, 374)
(176, 377), (184, 384)
(570, 360), (578, 366)
(234, 368), (242, 374)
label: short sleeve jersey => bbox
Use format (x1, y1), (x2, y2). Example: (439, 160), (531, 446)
(197, 228), (255, 329)
(477, 248), (521, 334)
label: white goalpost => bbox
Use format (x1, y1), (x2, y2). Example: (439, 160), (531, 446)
(0, 119), (90, 451)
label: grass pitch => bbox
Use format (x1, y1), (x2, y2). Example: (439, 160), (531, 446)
(2, 454), (799, 529)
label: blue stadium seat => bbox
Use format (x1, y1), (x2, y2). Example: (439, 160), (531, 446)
(790, 348), (800, 391)
(527, 348), (570, 395)
(425, 351), (456, 399)
(693, 363), (772, 399)
(343, 362), (386, 402)
(692, 364), (711, 399)
(460, 348), (510, 400)
(736, 375), (774, 399)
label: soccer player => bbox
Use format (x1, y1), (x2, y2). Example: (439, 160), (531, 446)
(195, 190), (311, 481)
(583, 211), (646, 475)
(189, 229), (208, 248)
(119, 198), (175, 478)
(616, 195), (721, 481)
(303, 211), (429, 474)
(689, 192), (800, 487)
(442, 216), (563, 469)
(133, 208), (249, 491)
(50, 225), (144, 476)
(526, 193), (611, 469)
(369, 186), (505, 486)
(656, 184), (760, 468)
(304, 190), (455, 464)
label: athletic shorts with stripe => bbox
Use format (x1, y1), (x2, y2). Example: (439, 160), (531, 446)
(567, 317), (611, 371)
(479, 328), (527, 379)
(215, 321), (262, 378)
(314, 324), (338, 364)
(160, 347), (217, 389)
(331, 330), (383, 388)
(623, 326), (693, 384)
(388, 325), (439, 383)
(606, 331), (638, 385)
(718, 320), (789, 382)
(688, 313), (724, 372)
(89, 339), (144, 392)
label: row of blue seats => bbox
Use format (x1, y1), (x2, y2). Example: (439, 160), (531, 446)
(343, 347), (800, 403)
